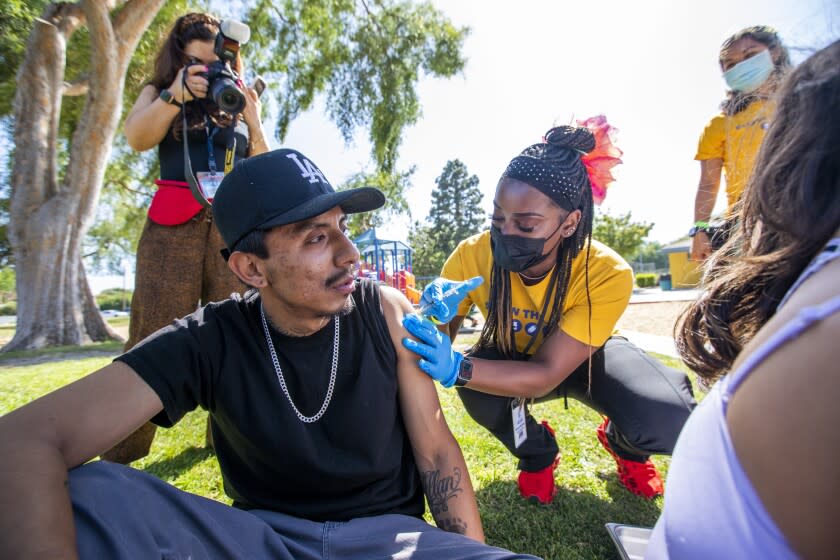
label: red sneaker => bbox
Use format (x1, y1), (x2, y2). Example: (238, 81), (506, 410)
(596, 418), (664, 499)
(517, 421), (559, 505)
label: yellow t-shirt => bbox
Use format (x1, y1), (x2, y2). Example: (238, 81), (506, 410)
(440, 231), (633, 354)
(695, 99), (774, 210)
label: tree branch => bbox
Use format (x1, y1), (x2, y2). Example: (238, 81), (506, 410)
(80, 0), (117, 82)
(63, 78), (90, 96)
(357, 0), (385, 33)
(270, 3), (289, 24)
(48, 2), (87, 37)
(359, 0), (374, 18)
(69, 0), (164, 216)
(113, 0), (167, 58)
(112, 178), (152, 198)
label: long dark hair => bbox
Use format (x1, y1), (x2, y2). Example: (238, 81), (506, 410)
(678, 40), (840, 385)
(475, 126), (595, 359)
(719, 25), (791, 116)
(149, 13), (243, 137)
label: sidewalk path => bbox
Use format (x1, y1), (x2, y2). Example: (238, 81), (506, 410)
(621, 330), (679, 359)
(621, 288), (700, 359)
(630, 287), (700, 304)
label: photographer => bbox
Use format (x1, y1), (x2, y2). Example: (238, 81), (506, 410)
(106, 13), (269, 464)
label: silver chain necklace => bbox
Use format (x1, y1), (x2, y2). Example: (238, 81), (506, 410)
(518, 269), (550, 282)
(259, 303), (338, 423)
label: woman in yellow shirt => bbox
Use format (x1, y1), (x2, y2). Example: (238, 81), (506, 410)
(402, 124), (696, 503)
(691, 26), (790, 261)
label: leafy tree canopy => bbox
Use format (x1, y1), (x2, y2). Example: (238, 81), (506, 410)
(0, 1), (191, 269)
(592, 209), (654, 263)
(0, 0), (467, 271)
(0, 0), (52, 117)
(341, 165), (415, 238)
(246, 0), (467, 174)
(409, 159), (484, 278)
(628, 240), (669, 270)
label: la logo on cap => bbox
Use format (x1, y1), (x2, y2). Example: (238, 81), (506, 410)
(287, 153), (327, 185)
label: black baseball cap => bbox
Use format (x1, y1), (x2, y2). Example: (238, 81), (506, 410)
(212, 148), (385, 250)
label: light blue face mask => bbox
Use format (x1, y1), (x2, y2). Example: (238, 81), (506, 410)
(723, 49), (774, 93)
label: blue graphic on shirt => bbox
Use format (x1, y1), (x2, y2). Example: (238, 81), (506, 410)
(505, 306), (554, 340)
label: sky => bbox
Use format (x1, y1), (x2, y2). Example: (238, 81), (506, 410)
(266, 0), (838, 245)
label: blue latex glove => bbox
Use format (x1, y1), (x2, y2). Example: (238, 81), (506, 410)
(401, 313), (463, 388)
(418, 276), (484, 324)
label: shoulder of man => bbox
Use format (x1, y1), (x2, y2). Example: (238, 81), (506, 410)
(128, 292), (251, 352)
(199, 289), (257, 320)
(371, 282), (412, 315)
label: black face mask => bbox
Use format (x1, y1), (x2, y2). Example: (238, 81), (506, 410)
(490, 222), (563, 273)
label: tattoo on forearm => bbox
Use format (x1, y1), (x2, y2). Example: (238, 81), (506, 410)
(439, 516), (468, 535)
(421, 467), (463, 515)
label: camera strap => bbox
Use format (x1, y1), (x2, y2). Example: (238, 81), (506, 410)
(183, 76), (242, 205)
(183, 107), (212, 209)
(205, 119), (220, 173)
(180, 70), (212, 209)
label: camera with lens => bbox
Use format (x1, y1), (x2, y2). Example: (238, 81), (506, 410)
(196, 19), (251, 114)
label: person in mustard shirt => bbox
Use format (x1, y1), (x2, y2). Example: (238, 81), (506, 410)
(690, 26), (790, 261)
(401, 123), (697, 503)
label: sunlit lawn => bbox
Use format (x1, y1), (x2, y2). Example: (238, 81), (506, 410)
(0, 330), (694, 560)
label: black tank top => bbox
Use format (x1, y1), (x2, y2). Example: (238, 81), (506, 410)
(158, 112), (249, 181)
(117, 279), (425, 521)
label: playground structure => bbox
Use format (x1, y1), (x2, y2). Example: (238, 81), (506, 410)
(354, 229), (421, 305)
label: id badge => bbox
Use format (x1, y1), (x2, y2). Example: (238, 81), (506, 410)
(511, 397), (527, 448)
(196, 171), (225, 200)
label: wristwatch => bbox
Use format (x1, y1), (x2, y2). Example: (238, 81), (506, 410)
(159, 89), (182, 108)
(688, 221), (710, 237)
(454, 356), (473, 387)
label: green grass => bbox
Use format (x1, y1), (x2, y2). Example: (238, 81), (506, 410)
(0, 340), (692, 560)
(0, 316), (129, 349)
(107, 316), (131, 329)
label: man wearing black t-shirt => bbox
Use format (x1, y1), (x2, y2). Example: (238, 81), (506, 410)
(0, 149), (538, 559)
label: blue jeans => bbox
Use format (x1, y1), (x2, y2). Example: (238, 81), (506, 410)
(69, 462), (539, 559)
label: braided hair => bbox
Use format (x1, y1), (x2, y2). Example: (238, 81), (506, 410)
(474, 125), (595, 359)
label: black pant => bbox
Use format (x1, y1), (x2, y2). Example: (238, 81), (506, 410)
(457, 337), (696, 472)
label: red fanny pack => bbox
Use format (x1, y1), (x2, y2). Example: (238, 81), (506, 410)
(148, 180), (205, 226)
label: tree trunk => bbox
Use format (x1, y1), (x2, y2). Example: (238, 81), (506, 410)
(5, 0), (165, 351)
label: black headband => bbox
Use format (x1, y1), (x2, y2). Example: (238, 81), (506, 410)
(501, 154), (586, 212)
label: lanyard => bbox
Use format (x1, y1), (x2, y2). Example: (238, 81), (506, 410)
(205, 120), (220, 173)
(205, 115), (240, 174)
(188, 112), (240, 208)
(224, 117), (238, 173)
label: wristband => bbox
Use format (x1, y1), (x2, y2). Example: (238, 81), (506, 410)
(693, 220), (710, 229)
(159, 89), (182, 108)
(453, 356), (473, 387)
